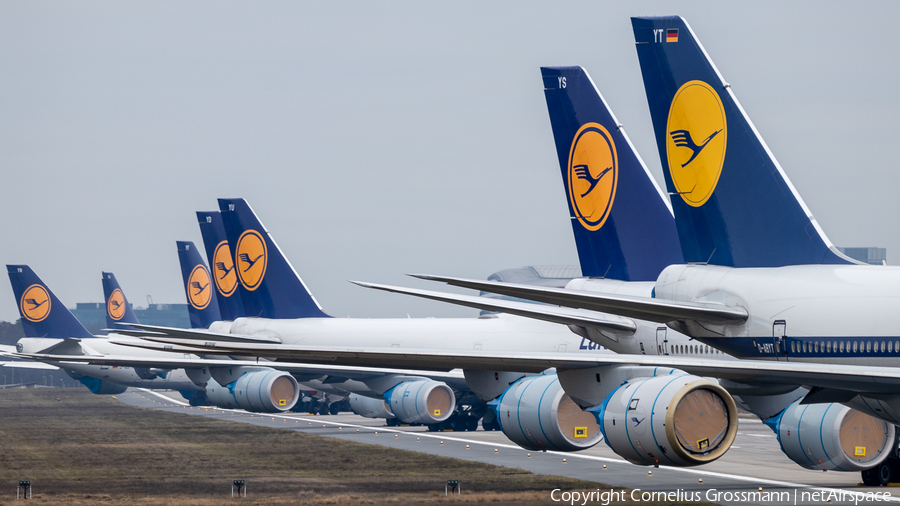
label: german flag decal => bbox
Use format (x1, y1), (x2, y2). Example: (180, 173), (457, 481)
(666, 28), (679, 43)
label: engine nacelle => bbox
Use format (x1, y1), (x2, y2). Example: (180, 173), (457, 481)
(494, 374), (602, 452)
(206, 369), (299, 413)
(599, 375), (737, 467)
(78, 376), (128, 395)
(770, 400), (894, 472)
(385, 380), (455, 424)
(349, 393), (395, 419)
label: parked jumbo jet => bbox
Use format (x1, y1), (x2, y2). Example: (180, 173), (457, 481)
(13, 199), (620, 433)
(74, 17), (900, 485)
(346, 18), (900, 484)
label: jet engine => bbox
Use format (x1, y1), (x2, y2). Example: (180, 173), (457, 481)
(770, 400), (894, 471)
(385, 380), (455, 424)
(78, 376), (128, 395)
(494, 374), (603, 452)
(206, 370), (299, 413)
(599, 375), (737, 467)
(349, 393), (396, 419)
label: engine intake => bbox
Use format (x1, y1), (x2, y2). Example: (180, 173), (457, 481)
(494, 374), (602, 452)
(206, 369), (299, 413)
(598, 375), (737, 466)
(770, 400), (894, 472)
(385, 380), (455, 424)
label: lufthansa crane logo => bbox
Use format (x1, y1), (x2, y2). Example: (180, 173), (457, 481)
(187, 265), (212, 310)
(235, 230), (267, 291)
(666, 80), (727, 207)
(107, 288), (127, 321)
(20, 284), (51, 322)
(212, 240), (238, 297)
(567, 122), (618, 231)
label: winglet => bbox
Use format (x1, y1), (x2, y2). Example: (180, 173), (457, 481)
(7, 265), (94, 339)
(631, 16), (854, 267)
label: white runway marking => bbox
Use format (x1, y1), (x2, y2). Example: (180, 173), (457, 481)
(136, 389), (899, 502)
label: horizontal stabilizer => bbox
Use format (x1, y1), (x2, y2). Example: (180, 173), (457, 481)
(409, 274), (747, 324)
(106, 323), (282, 344)
(351, 281), (636, 334)
(0, 361), (59, 370)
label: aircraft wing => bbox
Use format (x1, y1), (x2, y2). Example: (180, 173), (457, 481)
(106, 323), (283, 344)
(350, 281), (636, 333)
(406, 274), (747, 324)
(94, 337), (900, 395)
(10, 352), (465, 382)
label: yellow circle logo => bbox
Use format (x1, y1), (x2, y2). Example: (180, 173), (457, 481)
(665, 80), (728, 207)
(212, 240), (238, 297)
(235, 230), (267, 291)
(20, 284), (51, 322)
(107, 288), (127, 321)
(187, 265), (212, 310)
(567, 123), (618, 231)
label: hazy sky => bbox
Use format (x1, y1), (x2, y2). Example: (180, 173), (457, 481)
(1, 2), (898, 323)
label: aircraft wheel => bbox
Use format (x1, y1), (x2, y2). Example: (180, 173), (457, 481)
(878, 461), (894, 486)
(862, 468), (880, 487)
(329, 403), (340, 415)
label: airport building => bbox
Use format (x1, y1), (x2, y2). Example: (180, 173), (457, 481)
(70, 302), (190, 334)
(838, 247), (887, 266)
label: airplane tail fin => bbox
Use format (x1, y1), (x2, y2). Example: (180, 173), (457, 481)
(218, 198), (329, 319)
(6, 265), (94, 339)
(176, 241), (223, 329)
(541, 66), (683, 281)
(197, 211), (246, 321)
(631, 16), (854, 267)
(101, 272), (140, 330)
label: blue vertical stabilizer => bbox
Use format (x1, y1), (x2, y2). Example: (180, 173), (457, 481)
(176, 241), (223, 329)
(218, 198), (329, 319)
(631, 16), (854, 267)
(541, 66), (683, 280)
(101, 272), (140, 331)
(7, 265), (94, 339)
(197, 211), (246, 321)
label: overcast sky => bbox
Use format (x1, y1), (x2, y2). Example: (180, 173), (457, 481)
(1, 2), (898, 323)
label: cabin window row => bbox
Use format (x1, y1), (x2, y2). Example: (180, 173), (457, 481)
(788, 340), (897, 354)
(673, 344), (723, 355)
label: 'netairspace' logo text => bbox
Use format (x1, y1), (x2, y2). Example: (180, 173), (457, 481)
(550, 488), (894, 505)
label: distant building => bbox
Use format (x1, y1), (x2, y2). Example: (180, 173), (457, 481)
(70, 302), (191, 334)
(837, 247), (887, 266)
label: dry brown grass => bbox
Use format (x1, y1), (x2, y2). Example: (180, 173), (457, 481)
(0, 389), (619, 505)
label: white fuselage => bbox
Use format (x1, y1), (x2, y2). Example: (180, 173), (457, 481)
(654, 263), (900, 365)
(209, 313), (612, 356)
